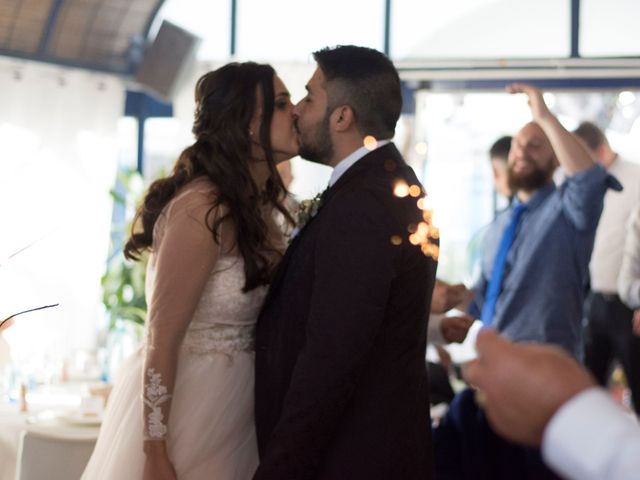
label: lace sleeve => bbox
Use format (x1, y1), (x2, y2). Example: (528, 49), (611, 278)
(142, 182), (220, 441)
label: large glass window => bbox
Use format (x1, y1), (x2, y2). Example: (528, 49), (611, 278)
(235, 0), (384, 61)
(391, 0), (570, 59)
(580, 0), (640, 57)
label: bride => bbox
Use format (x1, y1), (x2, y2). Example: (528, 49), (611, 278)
(82, 62), (298, 479)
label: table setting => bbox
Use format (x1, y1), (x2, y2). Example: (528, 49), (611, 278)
(0, 313), (110, 480)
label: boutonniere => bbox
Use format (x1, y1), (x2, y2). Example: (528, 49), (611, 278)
(290, 191), (324, 241)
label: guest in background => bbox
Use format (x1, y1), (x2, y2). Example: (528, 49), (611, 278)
(434, 84), (618, 480)
(573, 121), (640, 415)
(469, 85), (618, 357)
(465, 328), (640, 480)
(488, 135), (513, 204)
(618, 202), (640, 354)
(465, 135), (516, 289)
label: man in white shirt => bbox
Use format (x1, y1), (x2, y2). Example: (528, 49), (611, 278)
(574, 121), (640, 414)
(619, 205), (640, 338)
(465, 328), (640, 480)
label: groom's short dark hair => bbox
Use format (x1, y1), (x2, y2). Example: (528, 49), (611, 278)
(313, 45), (402, 139)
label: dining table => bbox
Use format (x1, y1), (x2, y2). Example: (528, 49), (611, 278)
(0, 383), (102, 480)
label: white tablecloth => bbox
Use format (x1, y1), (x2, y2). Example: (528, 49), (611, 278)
(0, 403), (99, 480)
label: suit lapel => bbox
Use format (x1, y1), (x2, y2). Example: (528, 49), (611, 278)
(262, 143), (405, 309)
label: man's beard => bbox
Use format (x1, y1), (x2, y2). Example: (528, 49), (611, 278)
(508, 161), (553, 192)
(296, 115), (333, 166)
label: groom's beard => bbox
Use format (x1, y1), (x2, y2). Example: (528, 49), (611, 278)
(296, 115), (333, 166)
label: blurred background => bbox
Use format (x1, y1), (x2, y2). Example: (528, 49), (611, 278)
(1, 0), (639, 390)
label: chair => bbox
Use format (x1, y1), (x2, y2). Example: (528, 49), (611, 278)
(14, 429), (96, 480)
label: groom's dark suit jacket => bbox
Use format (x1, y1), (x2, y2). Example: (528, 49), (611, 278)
(254, 143), (437, 479)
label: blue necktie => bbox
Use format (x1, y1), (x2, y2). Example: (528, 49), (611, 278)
(481, 203), (527, 326)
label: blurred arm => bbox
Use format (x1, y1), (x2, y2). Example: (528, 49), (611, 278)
(543, 388), (640, 480)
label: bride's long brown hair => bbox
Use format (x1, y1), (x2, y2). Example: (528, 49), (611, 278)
(124, 62), (293, 291)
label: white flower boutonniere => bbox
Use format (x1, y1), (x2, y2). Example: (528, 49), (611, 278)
(290, 191), (324, 240)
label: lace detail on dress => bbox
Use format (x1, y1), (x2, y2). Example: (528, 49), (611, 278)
(143, 368), (172, 439)
(182, 324), (255, 360)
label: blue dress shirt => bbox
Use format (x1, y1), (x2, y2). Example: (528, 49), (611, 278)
(471, 165), (621, 356)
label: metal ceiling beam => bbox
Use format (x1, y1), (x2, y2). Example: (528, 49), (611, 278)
(571, 0), (580, 58)
(230, 0), (237, 56)
(384, 0), (391, 56)
(38, 0), (65, 55)
(142, 1), (167, 38)
(0, 47), (131, 74)
(416, 77), (640, 92)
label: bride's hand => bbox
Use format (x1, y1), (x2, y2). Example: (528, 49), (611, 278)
(143, 441), (178, 480)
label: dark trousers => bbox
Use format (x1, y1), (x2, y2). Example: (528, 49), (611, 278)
(584, 291), (640, 415)
(434, 389), (560, 480)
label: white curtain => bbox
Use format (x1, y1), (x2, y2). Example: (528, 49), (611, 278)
(0, 57), (124, 372)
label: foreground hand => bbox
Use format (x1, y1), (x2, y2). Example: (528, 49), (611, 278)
(0, 317), (14, 333)
(506, 83), (553, 123)
(143, 441), (177, 480)
(463, 329), (595, 446)
(633, 310), (640, 337)
(431, 280), (472, 314)
(441, 314), (474, 343)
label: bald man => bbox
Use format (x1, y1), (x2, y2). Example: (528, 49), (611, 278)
(468, 85), (620, 356)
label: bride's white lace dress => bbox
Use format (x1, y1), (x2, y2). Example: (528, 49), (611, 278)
(82, 179), (266, 479)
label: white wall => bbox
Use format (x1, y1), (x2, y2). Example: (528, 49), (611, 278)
(0, 58), (124, 366)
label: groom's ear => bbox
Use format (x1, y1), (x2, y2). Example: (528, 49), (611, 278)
(332, 105), (356, 132)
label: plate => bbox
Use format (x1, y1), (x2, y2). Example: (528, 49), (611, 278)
(61, 412), (103, 426)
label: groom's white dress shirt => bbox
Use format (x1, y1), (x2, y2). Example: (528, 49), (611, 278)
(329, 140), (391, 187)
(542, 388), (640, 480)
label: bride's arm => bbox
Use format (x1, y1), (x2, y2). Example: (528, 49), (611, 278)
(142, 186), (220, 473)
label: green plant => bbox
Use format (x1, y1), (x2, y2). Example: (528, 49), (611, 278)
(102, 168), (148, 332)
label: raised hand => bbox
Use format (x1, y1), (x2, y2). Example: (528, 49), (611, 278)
(507, 83), (553, 123)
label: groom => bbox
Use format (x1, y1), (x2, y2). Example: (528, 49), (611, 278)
(253, 45), (437, 479)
